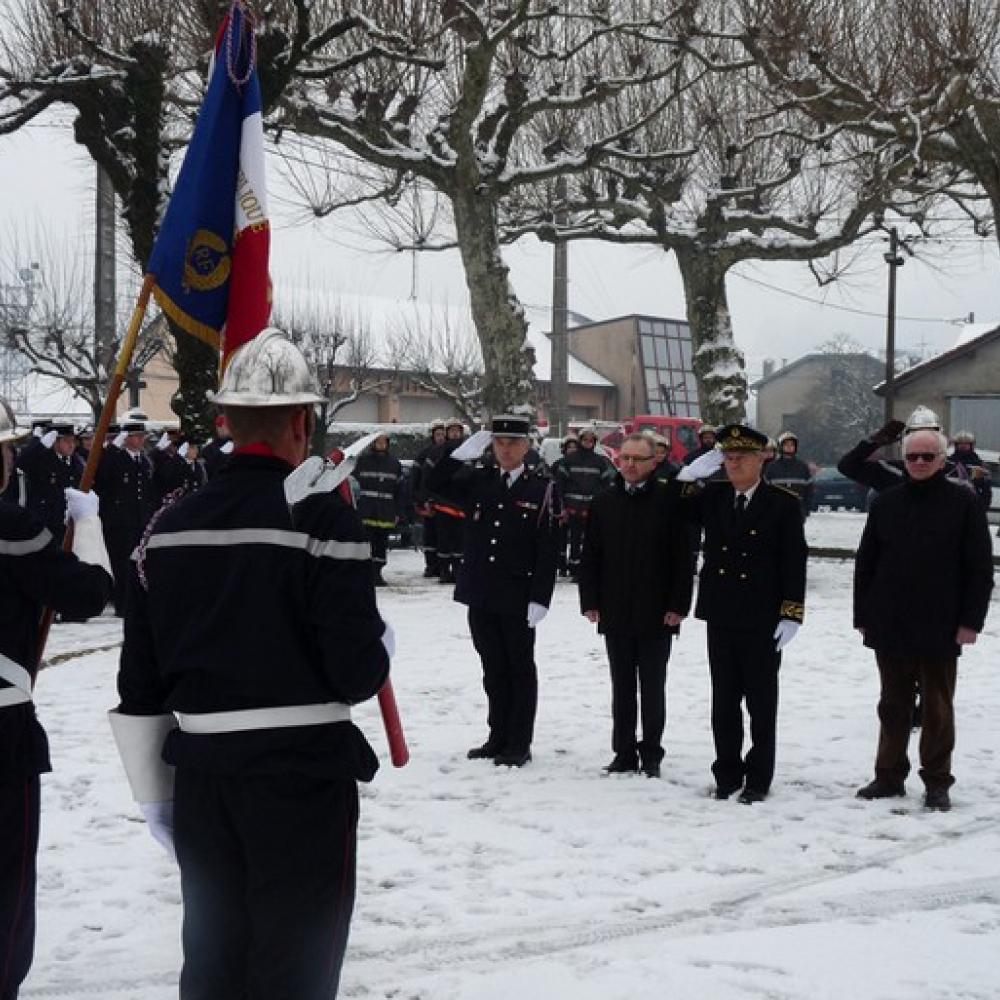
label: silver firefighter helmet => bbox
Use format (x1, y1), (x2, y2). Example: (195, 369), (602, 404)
(905, 405), (941, 432)
(208, 328), (325, 407)
(0, 397), (29, 444)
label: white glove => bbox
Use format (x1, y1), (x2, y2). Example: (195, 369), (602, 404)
(33, 425), (44, 438)
(220, 440), (234, 454)
(177, 442), (190, 460)
(451, 428), (492, 462)
(41, 429), (58, 448)
(139, 801), (176, 860)
(156, 433), (172, 451)
(380, 620), (396, 658)
(773, 619), (800, 651)
(527, 602), (548, 628)
(675, 448), (724, 482)
(112, 431), (127, 448)
(64, 487), (99, 521)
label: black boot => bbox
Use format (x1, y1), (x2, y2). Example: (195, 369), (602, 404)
(856, 778), (906, 800)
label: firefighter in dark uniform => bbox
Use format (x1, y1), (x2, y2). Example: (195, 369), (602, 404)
(682, 423), (718, 465)
(412, 421), (447, 577)
(553, 428), (615, 579)
(201, 414), (234, 480)
(427, 414), (560, 767)
(1, 397), (112, 1000)
(110, 329), (391, 1000)
(354, 434), (404, 587)
(764, 430), (814, 520)
(676, 424), (807, 804)
(430, 419), (468, 584)
(13, 423), (83, 543)
(94, 419), (159, 616)
(651, 433), (680, 484)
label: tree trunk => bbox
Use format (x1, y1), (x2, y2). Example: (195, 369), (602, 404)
(171, 332), (219, 441)
(452, 188), (535, 420)
(676, 250), (747, 426)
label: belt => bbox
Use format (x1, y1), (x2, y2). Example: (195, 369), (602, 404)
(175, 701), (351, 734)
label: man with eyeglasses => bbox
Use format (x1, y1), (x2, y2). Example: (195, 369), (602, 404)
(676, 424), (807, 804)
(854, 428), (993, 812)
(578, 433), (693, 778)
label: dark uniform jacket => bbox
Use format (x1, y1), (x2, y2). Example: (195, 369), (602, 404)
(949, 448), (992, 509)
(201, 437), (233, 479)
(854, 473), (994, 660)
(685, 480), (807, 630)
(354, 450), (404, 529)
(578, 477), (693, 636)
(1, 502), (112, 780)
(553, 448), (615, 513)
(116, 452), (391, 781)
(94, 445), (159, 530)
(764, 454), (814, 516)
(427, 449), (560, 615)
(154, 452), (208, 497)
(15, 439), (83, 538)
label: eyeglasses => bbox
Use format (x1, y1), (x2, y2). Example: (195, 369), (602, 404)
(619, 454), (655, 464)
(904, 452), (942, 463)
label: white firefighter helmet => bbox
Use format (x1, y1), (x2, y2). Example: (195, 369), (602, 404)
(904, 405), (941, 432)
(0, 398), (29, 444)
(777, 430), (798, 446)
(952, 429), (975, 445)
(208, 328), (325, 407)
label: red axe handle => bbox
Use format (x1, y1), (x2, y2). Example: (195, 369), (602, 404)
(377, 678), (409, 767)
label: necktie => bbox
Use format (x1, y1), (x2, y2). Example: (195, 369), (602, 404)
(735, 493), (747, 515)
(502, 472), (511, 490)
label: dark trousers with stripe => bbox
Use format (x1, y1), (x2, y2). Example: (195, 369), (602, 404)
(363, 526), (389, 568)
(175, 769), (358, 1000)
(421, 514), (439, 572)
(0, 778), (40, 1000)
(468, 607), (537, 756)
(707, 626), (781, 794)
(605, 632), (672, 765)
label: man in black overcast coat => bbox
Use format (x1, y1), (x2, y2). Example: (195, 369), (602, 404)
(578, 432), (693, 778)
(854, 427), (993, 812)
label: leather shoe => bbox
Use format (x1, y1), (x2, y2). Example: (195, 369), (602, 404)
(714, 785), (740, 800)
(924, 787), (952, 812)
(604, 754), (639, 774)
(495, 751), (531, 767)
(466, 743), (500, 760)
(856, 778), (905, 800)
(738, 787), (767, 805)
(641, 761), (661, 779)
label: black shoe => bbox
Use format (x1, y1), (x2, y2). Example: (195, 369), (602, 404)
(856, 779), (906, 800)
(641, 761), (661, 779)
(713, 784), (741, 800)
(738, 787), (767, 805)
(495, 750), (531, 767)
(924, 787), (952, 812)
(466, 742), (500, 760)
(604, 754), (639, 774)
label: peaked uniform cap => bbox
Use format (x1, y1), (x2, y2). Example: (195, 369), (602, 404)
(717, 424), (768, 452)
(491, 414), (531, 438)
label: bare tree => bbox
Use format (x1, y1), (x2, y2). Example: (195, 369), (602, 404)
(276, 0), (710, 417)
(740, 0), (1000, 246)
(0, 0), (422, 436)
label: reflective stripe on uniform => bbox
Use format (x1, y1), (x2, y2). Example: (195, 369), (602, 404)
(176, 701), (352, 734)
(145, 528), (371, 561)
(0, 527), (52, 557)
(0, 653), (32, 695)
(0, 688), (31, 708)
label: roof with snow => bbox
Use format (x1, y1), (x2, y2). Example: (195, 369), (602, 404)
(749, 352), (881, 391)
(874, 321), (1000, 393)
(272, 289), (613, 387)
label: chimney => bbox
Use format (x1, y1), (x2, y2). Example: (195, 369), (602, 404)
(762, 359), (775, 378)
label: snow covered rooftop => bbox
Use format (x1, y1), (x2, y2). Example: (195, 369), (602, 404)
(875, 320), (1000, 391)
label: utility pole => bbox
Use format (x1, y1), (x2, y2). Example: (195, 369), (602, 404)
(94, 165), (117, 389)
(883, 226), (904, 423)
(549, 176), (569, 437)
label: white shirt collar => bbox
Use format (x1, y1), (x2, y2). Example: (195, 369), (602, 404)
(502, 464), (525, 486)
(735, 479), (762, 504)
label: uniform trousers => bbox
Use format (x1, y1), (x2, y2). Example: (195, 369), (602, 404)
(0, 777), (39, 1000)
(435, 516), (464, 572)
(421, 514), (439, 572)
(363, 526), (389, 569)
(707, 626), (781, 793)
(174, 768), (358, 1000)
(566, 513), (588, 574)
(605, 632), (671, 765)
(103, 525), (141, 615)
(874, 653), (957, 791)
(468, 607), (537, 755)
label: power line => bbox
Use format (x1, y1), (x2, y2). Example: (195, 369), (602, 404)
(731, 271), (966, 324)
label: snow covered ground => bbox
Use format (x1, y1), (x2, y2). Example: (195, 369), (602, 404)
(23, 512), (1000, 999)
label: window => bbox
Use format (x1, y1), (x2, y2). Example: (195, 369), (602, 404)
(636, 317), (699, 418)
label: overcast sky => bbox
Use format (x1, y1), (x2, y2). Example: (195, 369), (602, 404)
(2, 115), (999, 391)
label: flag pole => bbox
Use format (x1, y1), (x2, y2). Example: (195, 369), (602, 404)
(36, 274), (157, 667)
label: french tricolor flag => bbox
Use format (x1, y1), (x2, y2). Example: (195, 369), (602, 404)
(147, 0), (271, 368)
